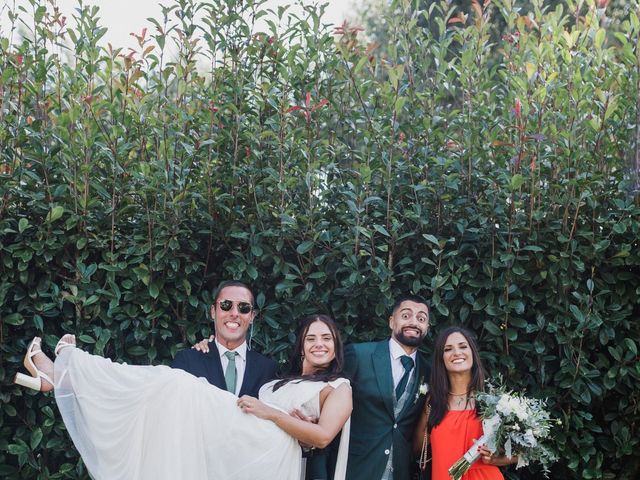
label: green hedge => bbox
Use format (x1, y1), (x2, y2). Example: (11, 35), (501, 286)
(1, 0), (639, 478)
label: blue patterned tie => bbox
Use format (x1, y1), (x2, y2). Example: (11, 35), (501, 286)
(395, 355), (414, 399)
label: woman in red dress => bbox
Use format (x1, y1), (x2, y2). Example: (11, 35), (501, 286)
(414, 327), (517, 480)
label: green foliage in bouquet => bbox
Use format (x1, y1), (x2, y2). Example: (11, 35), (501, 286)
(1, 0), (639, 478)
(478, 383), (558, 472)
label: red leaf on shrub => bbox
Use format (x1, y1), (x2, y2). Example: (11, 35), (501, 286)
(514, 98), (522, 118)
(311, 99), (328, 112)
(365, 42), (379, 56)
(286, 106), (303, 113)
(446, 140), (461, 151)
(471, 0), (483, 18)
(130, 28), (147, 47)
(334, 21), (363, 36)
(491, 140), (514, 147)
(305, 92), (311, 108)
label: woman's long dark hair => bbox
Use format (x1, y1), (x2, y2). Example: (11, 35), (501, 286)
(272, 314), (345, 391)
(428, 326), (486, 430)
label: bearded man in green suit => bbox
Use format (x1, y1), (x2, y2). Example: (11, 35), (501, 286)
(344, 294), (430, 480)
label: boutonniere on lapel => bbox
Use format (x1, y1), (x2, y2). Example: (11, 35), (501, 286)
(414, 380), (429, 404)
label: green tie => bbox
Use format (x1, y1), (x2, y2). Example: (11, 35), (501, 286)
(395, 355), (414, 399)
(224, 351), (238, 394)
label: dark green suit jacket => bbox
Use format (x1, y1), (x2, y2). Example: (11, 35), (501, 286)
(344, 340), (429, 480)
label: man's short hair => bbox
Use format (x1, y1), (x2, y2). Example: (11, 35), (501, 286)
(213, 281), (255, 305)
(391, 294), (429, 315)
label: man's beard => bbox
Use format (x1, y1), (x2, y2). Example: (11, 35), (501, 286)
(395, 330), (426, 347)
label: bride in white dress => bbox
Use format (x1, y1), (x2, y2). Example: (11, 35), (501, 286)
(14, 314), (352, 480)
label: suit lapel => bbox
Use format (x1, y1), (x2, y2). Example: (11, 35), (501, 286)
(372, 340), (394, 417)
(205, 342), (225, 387)
(240, 350), (257, 396)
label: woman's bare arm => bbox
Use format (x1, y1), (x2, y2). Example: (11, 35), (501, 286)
(238, 383), (352, 449)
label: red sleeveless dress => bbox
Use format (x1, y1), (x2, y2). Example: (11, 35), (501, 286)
(430, 410), (504, 480)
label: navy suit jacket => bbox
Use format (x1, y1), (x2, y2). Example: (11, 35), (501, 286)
(171, 342), (278, 397)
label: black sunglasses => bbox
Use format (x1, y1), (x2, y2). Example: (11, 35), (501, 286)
(218, 300), (253, 314)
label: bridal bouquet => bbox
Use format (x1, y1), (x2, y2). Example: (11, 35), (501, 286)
(448, 384), (558, 480)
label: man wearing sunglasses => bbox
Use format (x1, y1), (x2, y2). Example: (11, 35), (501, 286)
(171, 281), (278, 397)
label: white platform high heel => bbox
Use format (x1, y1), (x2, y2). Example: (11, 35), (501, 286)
(54, 334), (76, 356)
(14, 337), (54, 391)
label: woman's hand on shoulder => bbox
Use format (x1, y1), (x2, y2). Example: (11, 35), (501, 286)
(192, 335), (215, 352)
(478, 445), (518, 467)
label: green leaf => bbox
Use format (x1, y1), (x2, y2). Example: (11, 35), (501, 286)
(435, 302), (449, 316)
(127, 346), (148, 356)
(525, 62), (536, 80)
(483, 321), (502, 336)
(394, 96), (407, 115)
(18, 218), (28, 233)
(183, 279), (192, 296)
(84, 295), (99, 306)
(373, 224), (390, 237)
(608, 346), (622, 361)
(510, 174), (525, 191)
(149, 283), (160, 299)
(296, 240), (314, 255)
(32, 314), (43, 330)
(422, 234), (439, 246)
(594, 28), (606, 49)
(569, 305), (585, 323)
(46, 205), (65, 222)
(7, 442), (27, 455)
(4, 404), (17, 416)
(30, 428), (43, 450)
(3, 313), (24, 325)
(247, 264), (258, 280)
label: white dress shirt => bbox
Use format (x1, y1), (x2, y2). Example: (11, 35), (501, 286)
(388, 337), (417, 390)
(216, 339), (247, 396)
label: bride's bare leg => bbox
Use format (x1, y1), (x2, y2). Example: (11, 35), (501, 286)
(14, 336), (77, 392)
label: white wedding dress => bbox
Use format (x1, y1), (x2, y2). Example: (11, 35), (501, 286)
(54, 347), (351, 480)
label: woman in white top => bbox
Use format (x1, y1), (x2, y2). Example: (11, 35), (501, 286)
(14, 314), (352, 480)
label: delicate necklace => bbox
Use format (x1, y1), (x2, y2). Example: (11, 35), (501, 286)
(448, 391), (471, 407)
